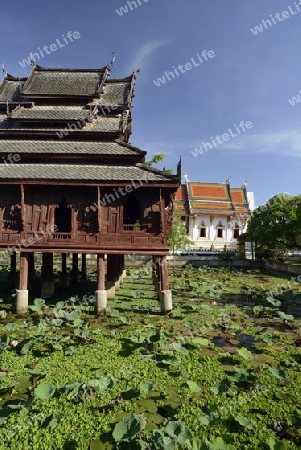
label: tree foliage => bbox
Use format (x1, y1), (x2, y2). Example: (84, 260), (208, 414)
(145, 154), (173, 173)
(247, 193), (301, 255)
(168, 216), (192, 254)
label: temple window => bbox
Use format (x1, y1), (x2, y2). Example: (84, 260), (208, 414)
(234, 224), (240, 239)
(217, 221), (223, 238)
(55, 198), (71, 233)
(199, 221), (206, 237)
(123, 196), (141, 229)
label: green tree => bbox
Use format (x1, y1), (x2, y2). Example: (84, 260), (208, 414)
(168, 216), (192, 254)
(145, 154), (173, 174)
(247, 193), (301, 257)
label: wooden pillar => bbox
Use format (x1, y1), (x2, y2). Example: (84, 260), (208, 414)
(60, 253), (70, 289)
(97, 254), (106, 291)
(28, 253), (35, 281)
(155, 257), (161, 284)
(62, 253), (67, 275)
(115, 255), (121, 289)
(107, 254), (116, 283)
(19, 253), (29, 290)
(10, 252), (17, 276)
(42, 253), (53, 281)
(81, 253), (87, 282)
(106, 254), (116, 298)
(119, 254), (125, 284)
(152, 256), (160, 296)
(159, 256), (169, 291)
(95, 254), (107, 315)
(41, 253), (55, 298)
(72, 253), (78, 283)
(159, 256), (172, 315)
(16, 252), (29, 315)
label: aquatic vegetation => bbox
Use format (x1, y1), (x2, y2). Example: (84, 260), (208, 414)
(0, 266), (300, 449)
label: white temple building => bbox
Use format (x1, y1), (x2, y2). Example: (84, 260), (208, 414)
(174, 179), (254, 250)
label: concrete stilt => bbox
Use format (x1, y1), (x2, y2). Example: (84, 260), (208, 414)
(106, 282), (116, 299)
(94, 290), (107, 315)
(16, 290), (29, 315)
(16, 253), (29, 315)
(160, 290), (173, 315)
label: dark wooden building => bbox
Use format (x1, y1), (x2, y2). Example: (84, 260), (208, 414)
(0, 60), (180, 315)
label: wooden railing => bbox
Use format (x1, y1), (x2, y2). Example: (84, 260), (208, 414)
(51, 232), (72, 240)
(122, 224), (142, 232)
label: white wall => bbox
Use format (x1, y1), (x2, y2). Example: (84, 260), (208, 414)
(187, 214), (247, 250)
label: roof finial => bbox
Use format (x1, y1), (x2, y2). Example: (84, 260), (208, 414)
(110, 52), (115, 66)
(2, 63), (7, 77)
(29, 53), (36, 66)
(243, 178), (247, 188)
(134, 64), (141, 76)
(177, 156), (182, 180)
(226, 172), (231, 184)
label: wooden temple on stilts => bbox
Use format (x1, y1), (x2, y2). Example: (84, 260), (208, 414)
(0, 59), (180, 315)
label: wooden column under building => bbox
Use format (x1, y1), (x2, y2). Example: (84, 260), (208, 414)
(60, 253), (70, 289)
(28, 253), (35, 281)
(106, 254), (116, 298)
(159, 256), (169, 291)
(8, 252), (18, 287)
(152, 256), (160, 296)
(16, 252), (29, 315)
(115, 255), (122, 290)
(41, 253), (55, 298)
(119, 254), (125, 284)
(95, 253), (107, 315)
(158, 256), (172, 315)
(10, 252), (17, 278)
(72, 253), (78, 283)
(81, 253), (87, 281)
(62, 253), (67, 275)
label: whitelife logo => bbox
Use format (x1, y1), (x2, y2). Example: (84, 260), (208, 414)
(250, 1), (301, 35)
(288, 89), (301, 106)
(18, 31), (81, 68)
(153, 50), (216, 87)
(116, 0), (150, 16)
(191, 121), (253, 158)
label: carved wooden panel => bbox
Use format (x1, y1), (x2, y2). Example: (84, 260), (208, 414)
(134, 237), (149, 245)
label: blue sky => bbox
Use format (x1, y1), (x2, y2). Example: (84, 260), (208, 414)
(1, 0), (301, 206)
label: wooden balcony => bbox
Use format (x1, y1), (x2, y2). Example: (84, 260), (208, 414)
(49, 232), (73, 242)
(122, 224), (142, 232)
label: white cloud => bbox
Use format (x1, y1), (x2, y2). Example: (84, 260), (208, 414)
(218, 130), (301, 157)
(123, 38), (172, 74)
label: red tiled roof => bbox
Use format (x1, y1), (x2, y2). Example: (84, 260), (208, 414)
(175, 186), (188, 201)
(190, 183), (229, 200)
(174, 182), (251, 216)
(174, 184), (189, 214)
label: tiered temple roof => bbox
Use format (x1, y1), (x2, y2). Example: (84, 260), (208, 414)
(0, 61), (180, 186)
(174, 181), (251, 217)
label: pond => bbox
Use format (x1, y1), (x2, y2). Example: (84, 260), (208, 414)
(0, 265), (300, 449)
